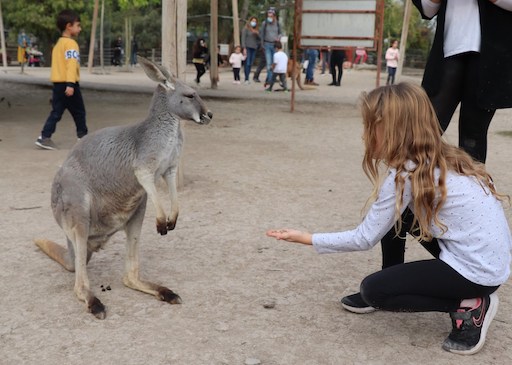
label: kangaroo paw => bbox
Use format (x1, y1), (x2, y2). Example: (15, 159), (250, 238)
(89, 297), (106, 319)
(158, 287), (182, 304)
(156, 219), (168, 235)
(166, 219), (177, 231)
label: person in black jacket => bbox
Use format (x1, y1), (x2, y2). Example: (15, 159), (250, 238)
(340, 0), (512, 356)
(192, 38), (208, 84)
(412, 0), (512, 164)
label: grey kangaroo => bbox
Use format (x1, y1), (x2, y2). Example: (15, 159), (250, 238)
(34, 56), (213, 319)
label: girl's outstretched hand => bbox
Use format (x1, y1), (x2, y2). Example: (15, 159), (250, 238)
(266, 229), (313, 245)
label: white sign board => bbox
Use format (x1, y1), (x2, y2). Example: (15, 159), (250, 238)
(300, 0), (378, 48)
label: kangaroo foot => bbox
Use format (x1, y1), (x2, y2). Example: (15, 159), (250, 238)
(158, 286), (182, 304)
(89, 297), (106, 319)
(156, 218), (168, 235)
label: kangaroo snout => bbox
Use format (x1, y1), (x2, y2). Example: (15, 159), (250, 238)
(201, 111), (213, 125)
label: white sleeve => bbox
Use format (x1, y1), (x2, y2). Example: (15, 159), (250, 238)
(312, 170), (411, 254)
(421, 0), (441, 18)
(494, 0), (512, 11)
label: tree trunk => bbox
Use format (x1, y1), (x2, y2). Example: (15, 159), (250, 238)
(87, 0), (99, 73)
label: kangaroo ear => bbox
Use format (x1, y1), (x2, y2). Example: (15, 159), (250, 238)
(137, 55), (176, 90)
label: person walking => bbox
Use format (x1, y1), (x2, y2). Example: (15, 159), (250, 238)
(328, 49), (345, 86)
(192, 38), (208, 85)
(385, 39), (399, 85)
(252, 46), (266, 83)
(241, 16), (260, 84)
(229, 45), (245, 84)
(304, 48), (319, 85)
(35, 9), (88, 150)
(265, 41), (288, 92)
(17, 30), (31, 73)
(259, 7), (282, 86)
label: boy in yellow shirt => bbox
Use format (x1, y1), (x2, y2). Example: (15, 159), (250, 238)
(36, 9), (88, 150)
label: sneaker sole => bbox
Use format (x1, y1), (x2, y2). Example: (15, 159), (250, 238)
(444, 293), (499, 355)
(35, 141), (57, 150)
(341, 302), (377, 314)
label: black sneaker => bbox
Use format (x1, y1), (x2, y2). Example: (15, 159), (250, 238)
(253, 78), (260, 83)
(35, 136), (57, 150)
(442, 293), (499, 355)
(340, 292), (376, 314)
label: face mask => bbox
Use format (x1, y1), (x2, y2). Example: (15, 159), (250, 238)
(267, 17), (273, 23)
(250, 21), (257, 28)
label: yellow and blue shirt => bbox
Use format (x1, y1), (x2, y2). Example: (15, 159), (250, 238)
(50, 36), (80, 85)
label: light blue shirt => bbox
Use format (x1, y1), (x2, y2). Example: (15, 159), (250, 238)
(312, 164), (512, 286)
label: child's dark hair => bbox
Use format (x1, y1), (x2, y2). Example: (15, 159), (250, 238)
(274, 41), (282, 50)
(57, 9), (80, 32)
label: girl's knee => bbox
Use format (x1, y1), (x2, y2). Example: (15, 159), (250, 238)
(360, 273), (385, 308)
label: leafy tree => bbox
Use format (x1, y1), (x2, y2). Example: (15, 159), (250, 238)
(383, 0), (434, 64)
(3, 1), (93, 64)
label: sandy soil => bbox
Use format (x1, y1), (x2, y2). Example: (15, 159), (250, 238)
(1, 67), (511, 365)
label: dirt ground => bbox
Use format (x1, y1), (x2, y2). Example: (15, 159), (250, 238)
(1, 66), (512, 365)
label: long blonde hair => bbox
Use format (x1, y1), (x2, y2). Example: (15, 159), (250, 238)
(360, 82), (505, 241)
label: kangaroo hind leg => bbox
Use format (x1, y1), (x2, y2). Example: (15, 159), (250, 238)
(34, 237), (76, 272)
(122, 200), (182, 304)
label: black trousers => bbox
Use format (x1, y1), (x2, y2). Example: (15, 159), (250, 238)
(194, 62), (206, 82)
(41, 83), (87, 139)
(363, 209), (499, 313)
(429, 52), (495, 164)
(329, 56), (343, 85)
(232, 67), (241, 81)
(379, 52), (497, 285)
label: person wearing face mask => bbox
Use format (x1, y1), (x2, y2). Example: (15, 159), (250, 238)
(260, 8), (282, 87)
(241, 16), (261, 84)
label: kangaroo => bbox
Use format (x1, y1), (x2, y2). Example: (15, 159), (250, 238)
(34, 56), (213, 319)
(286, 59), (304, 90)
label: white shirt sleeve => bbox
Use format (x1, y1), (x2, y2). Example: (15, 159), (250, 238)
(312, 169), (412, 254)
(494, 0), (512, 11)
(421, 0), (441, 18)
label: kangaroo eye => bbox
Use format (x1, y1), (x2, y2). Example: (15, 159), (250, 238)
(184, 94), (194, 99)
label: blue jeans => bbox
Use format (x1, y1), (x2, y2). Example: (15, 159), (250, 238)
(264, 42), (275, 83)
(305, 49), (319, 81)
(244, 47), (257, 81)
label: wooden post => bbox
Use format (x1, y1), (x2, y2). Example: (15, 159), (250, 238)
(291, 0), (303, 113)
(177, 0), (187, 80)
(0, 0), (7, 70)
(162, 0), (176, 74)
(100, 0), (105, 70)
(162, 0), (188, 188)
(375, 0), (385, 87)
(232, 0), (240, 47)
(210, 0), (219, 89)
(397, 0), (412, 80)
(162, 0), (187, 79)
(87, 0), (99, 73)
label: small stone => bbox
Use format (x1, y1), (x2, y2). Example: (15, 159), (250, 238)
(245, 358), (261, 365)
(263, 300), (276, 309)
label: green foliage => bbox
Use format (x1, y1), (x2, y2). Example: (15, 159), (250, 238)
(1, 0), (434, 67)
(3, 0), (92, 45)
(384, 0), (434, 59)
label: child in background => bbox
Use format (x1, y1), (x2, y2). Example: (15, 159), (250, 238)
(35, 9), (88, 150)
(266, 82), (511, 355)
(265, 41), (288, 92)
(229, 45), (245, 84)
(385, 39), (400, 85)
